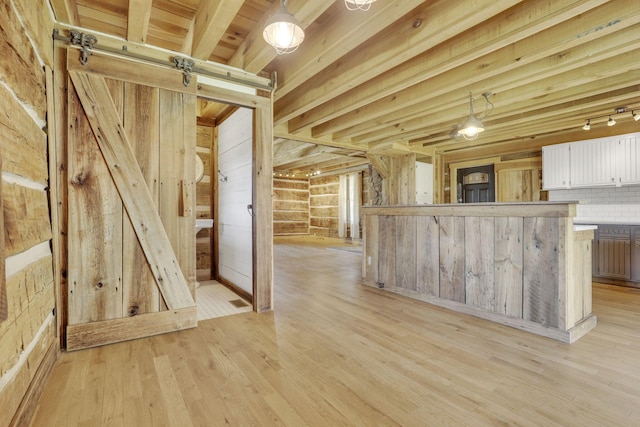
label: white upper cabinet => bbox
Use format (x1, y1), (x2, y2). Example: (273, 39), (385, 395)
(543, 132), (640, 190)
(542, 143), (571, 189)
(620, 134), (640, 185)
(570, 137), (620, 187)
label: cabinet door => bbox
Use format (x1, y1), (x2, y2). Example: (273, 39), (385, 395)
(595, 226), (631, 280)
(570, 137), (619, 187)
(542, 144), (570, 189)
(620, 135), (640, 185)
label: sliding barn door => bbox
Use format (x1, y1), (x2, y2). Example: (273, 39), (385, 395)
(64, 51), (197, 350)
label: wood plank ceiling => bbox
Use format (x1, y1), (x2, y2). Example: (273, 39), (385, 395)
(50, 0), (640, 176)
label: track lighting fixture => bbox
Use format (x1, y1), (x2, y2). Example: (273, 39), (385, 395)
(345, 0), (377, 11)
(455, 92), (494, 140)
(582, 106), (640, 130)
(263, 0), (305, 54)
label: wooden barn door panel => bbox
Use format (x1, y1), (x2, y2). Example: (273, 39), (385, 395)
(66, 66), (196, 350)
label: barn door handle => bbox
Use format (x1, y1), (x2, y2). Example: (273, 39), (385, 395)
(247, 204), (254, 217)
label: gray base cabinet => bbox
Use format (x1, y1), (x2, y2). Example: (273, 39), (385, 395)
(592, 224), (640, 286)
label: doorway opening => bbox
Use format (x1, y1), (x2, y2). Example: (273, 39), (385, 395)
(195, 101), (254, 320)
(456, 164), (496, 203)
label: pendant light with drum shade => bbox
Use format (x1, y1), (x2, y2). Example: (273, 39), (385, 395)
(263, 0), (305, 55)
(345, 0), (377, 11)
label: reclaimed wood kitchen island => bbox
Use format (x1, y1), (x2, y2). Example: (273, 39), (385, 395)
(362, 202), (596, 343)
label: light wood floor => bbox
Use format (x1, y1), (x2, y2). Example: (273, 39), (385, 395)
(30, 236), (640, 426)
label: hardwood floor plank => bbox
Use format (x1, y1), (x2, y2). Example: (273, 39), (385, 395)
(30, 238), (640, 426)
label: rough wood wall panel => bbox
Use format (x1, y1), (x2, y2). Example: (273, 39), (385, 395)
(274, 179), (309, 191)
(67, 80), (124, 323)
(2, 183), (52, 257)
(274, 223), (309, 235)
(10, 0), (54, 67)
(309, 217), (338, 230)
(439, 216), (465, 303)
(0, 0), (47, 121)
(310, 206), (338, 218)
(416, 215), (439, 296)
(465, 216), (495, 311)
(378, 216), (395, 289)
(310, 194), (339, 207)
(309, 175), (339, 238)
(523, 217), (559, 328)
(0, 256), (54, 375)
(273, 188), (309, 201)
(0, 84), (48, 185)
(274, 200), (308, 211)
(273, 177), (309, 236)
(274, 211), (308, 222)
(0, 155), (5, 323)
(395, 216), (417, 291)
(494, 217), (524, 317)
(122, 83), (161, 316)
(387, 155), (416, 205)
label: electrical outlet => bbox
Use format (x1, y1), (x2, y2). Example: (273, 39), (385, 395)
(367, 256), (371, 265)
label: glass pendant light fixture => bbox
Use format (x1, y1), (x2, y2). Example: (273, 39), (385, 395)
(607, 116), (616, 126)
(263, 0), (305, 54)
(345, 0), (377, 11)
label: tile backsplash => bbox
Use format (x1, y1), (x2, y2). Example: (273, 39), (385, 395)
(549, 185), (640, 224)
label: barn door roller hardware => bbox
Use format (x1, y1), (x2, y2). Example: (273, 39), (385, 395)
(173, 57), (195, 87)
(53, 28), (274, 92)
(69, 29), (97, 66)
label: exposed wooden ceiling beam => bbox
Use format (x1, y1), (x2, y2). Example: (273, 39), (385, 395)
(191, 0), (244, 60)
(369, 49), (640, 148)
(127, 0), (152, 44)
(314, 1), (640, 140)
(274, 0), (523, 125)
(291, 0), (608, 134)
(273, 123), (366, 152)
(49, 0), (79, 25)
(273, 0), (425, 100)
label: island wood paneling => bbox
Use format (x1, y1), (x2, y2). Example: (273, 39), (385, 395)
(362, 203), (596, 343)
(438, 216), (465, 303)
(465, 216), (495, 311)
(273, 177), (309, 235)
(494, 217), (524, 317)
(395, 216), (416, 290)
(415, 216), (439, 296)
(523, 217), (561, 328)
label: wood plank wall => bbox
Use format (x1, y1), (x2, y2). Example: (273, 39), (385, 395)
(309, 175), (340, 238)
(0, 1), (58, 425)
(273, 177), (309, 235)
(196, 124), (214, 280)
